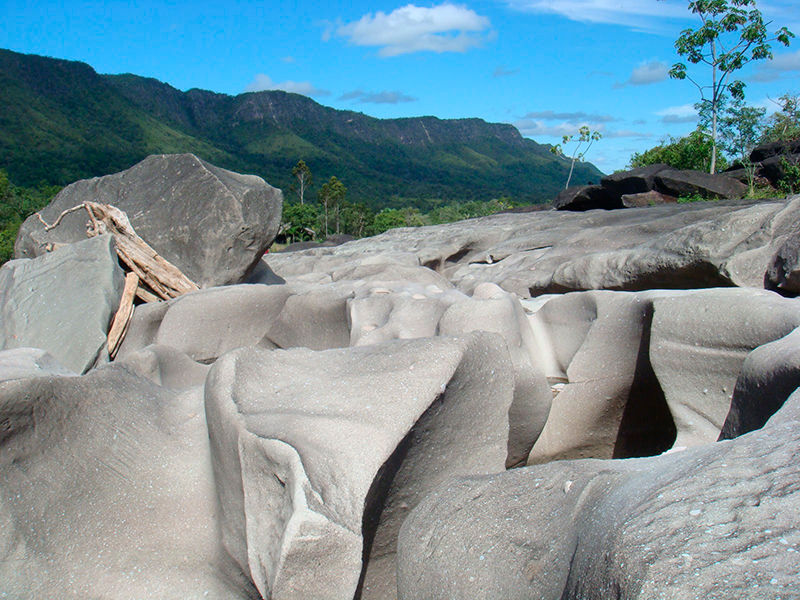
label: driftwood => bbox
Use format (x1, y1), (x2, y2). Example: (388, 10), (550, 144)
(107, 272), (139, 359)
(36, 202), (198, 302)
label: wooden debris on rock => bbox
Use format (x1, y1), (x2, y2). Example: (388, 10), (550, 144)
(36, 201), (199, 302)
(35, 201), (200, 359)
(107, 272), (139, 359)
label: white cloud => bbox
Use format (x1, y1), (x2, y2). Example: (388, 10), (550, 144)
(656, 103), (698, 124)
(506, 0), (687, 30)
(522, 110), (620, 123)
(493, 65), (518, 78)
(615, 60), (670, 88)
(513, 119), (652, 139)
(340, 89), (418, 104)
(752, 49), (800, 82)
(335, 3), (492, 57)
(245, 74), (331, 97)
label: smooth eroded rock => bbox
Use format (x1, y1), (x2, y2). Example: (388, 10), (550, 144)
(15, 154), (282, 287)
(205, 334), (514, 600)
(0, 235), (124, 373)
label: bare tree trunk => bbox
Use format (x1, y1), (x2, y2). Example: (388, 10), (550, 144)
(566, 158), (576, 189)
(710, 39), (718, 175)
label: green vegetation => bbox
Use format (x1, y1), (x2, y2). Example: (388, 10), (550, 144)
(278, 179), (515, 245)
(630, 129), (727, 172)
(669, 0), (794, 173)
(761, 93), (800, 142)
(0, 170), (61, 263)
(631, 89), (799, 199)
(0, 49), (602, 211)
(777, 156), (800, 195)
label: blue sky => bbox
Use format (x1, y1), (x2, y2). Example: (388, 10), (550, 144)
(2, 0), (799, 172)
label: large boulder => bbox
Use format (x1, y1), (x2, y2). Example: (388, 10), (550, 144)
(0, 235), (124, 373)
(600, 163), (674, 198)
(750, 139), (800, 163)
(654, 169), (748, 200)
(397, 386), (800, 600)
(14, 154), (283, 287)
(553, 185), (620, 211)
(205, 334), (513, 600)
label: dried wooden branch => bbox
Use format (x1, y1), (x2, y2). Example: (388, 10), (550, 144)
(36, 205), (89, 231)
(107, 272), (139, 359)
(82, 202), (199, 301)
(34, 201), (199, 302)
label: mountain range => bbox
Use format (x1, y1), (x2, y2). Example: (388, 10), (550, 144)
(0, 48), (603, 208)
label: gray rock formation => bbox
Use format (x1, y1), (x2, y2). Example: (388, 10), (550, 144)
(205, 334), (513, 600)
(553, 184), (619, 211)
(266, 195), (800, 298)
(654, 169), (748, 200)
(649, 288), (800, 447)
(0, 347), (77, 381)
(720, 327), (800, 439)
(14, 154), (282, 287)
(620, 190), (677, 208)
(3, 182), (800, 599)
(600, 163), (674, 198)
(0, 360), (257, 599)
(117, 284), (293, 363)
(397, 386), (800, 600)
(0, 235), (124, 373)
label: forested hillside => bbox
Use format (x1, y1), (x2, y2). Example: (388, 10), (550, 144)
(0, 49), (602, 209)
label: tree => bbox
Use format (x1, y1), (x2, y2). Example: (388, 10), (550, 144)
(629, 128), (726, 172)
(317, 176), (346, 237)
(761, 92), (800, 142)
(280, 202), (319, 244)
(669, 0), (794, 174)
(368, 209), (407, 236)
(717, 97), (766, 161)
(291, 160), (313, 205)
(549, 126), (602, 188)
(339, 202), (372, 238)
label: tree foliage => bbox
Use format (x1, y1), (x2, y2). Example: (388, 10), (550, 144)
(280, 202), (319, 243)
(629, 128), (727, 172)
(761, 92), (800, 142)
(669, 0), (794, 173)
(715, 96), (766, 161)
(0, 170), (61, 264)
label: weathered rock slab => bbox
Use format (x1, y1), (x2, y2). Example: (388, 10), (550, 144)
(0, 363), (255, 599)
(654, 169), (748, 200)
(553, 184), (620, 211)
(620, 190), (677, 208)
(600, 163), (674, 198)
(205, 334), (514, 600)
(266, 196), (800, 298)
(14, 154), (282, 287)
(397, 387), (800, 600)
(0, 235), (124, 373)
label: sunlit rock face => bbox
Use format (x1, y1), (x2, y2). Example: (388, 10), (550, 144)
(15, 153), (282, 287)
